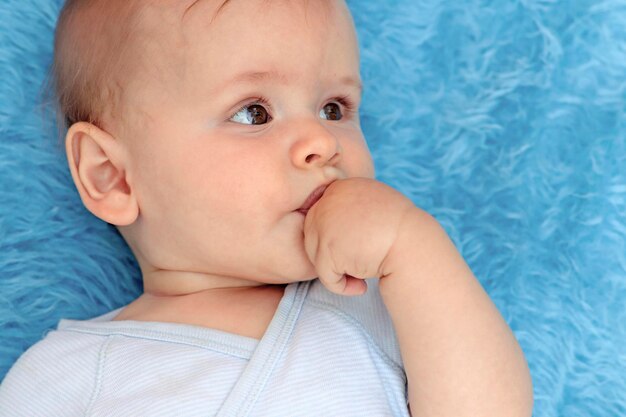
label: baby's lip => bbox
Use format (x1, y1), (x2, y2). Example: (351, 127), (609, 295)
(296, 181), (335, 213)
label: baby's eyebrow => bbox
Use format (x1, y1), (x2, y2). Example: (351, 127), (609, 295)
(211, 70), (363, 96)
(183, 0), (229, 24)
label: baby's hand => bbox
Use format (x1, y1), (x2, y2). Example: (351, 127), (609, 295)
(303, 177), (416, 296)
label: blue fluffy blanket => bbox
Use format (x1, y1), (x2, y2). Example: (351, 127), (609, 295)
(1, 1), (624, 415)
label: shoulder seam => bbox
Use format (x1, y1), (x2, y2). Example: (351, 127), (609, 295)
(306, 299), (405, 376)
(84, 336), (113, 416)
(60, 327), (254, 360)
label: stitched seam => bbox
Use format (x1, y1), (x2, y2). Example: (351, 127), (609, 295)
(234, 280), (309, 416)
(61, 328), (253, 360)
(84, 336), (113, 416)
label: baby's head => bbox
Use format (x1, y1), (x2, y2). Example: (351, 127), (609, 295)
(51, 0), (375, 293)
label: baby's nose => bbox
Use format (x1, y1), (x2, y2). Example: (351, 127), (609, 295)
(289, 121), (342, 169)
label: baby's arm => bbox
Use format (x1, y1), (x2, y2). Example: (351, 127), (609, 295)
(379, 209), (534, 417)
(303, 178), (533, 415)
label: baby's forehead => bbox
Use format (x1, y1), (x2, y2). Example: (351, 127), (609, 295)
(131, 0), (343, 77)
(171, 1), (334, 46)
(102, 0), (350, 127)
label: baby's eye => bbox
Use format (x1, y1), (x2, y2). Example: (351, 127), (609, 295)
(228, 96), (355, 125)
(230, 102), (271, 125)
(320, 102), (343, 121)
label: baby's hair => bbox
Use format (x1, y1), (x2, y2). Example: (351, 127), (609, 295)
(41, 0), (147, 148)
(40, 0), (327, 148)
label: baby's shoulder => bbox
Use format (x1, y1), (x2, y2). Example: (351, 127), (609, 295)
(304, 278), (404, 370)
(0, 327), (106, 416)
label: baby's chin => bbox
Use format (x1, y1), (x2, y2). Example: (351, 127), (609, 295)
(259, 263), (319, 286)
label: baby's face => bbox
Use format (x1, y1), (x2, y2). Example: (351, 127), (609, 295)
(120, 0), (374, 286)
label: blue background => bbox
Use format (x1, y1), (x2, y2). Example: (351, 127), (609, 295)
(1, 1), (625, 415)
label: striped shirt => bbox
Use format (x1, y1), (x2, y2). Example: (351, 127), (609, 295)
(0, 278), (409, 416)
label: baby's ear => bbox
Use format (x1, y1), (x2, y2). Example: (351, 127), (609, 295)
(65, 122), (138, 226)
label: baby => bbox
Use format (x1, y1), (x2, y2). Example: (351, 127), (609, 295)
(0, 0), (533, 416)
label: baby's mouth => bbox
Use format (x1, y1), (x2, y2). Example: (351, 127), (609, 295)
(296, 182), (333, 215)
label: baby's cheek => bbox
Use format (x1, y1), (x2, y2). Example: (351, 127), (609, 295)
(355, 148), (376, 179)
(363, 158), (376, 178)
(340, 137), (375, 178)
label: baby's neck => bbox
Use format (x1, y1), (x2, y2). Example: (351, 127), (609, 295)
(112, 281), (288, 340)
(142, 268), (277, 297)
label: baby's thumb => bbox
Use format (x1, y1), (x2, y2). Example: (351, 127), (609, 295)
(320, 272), (368, 297)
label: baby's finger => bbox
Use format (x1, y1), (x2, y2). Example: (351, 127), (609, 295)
(318, 267), (367, 297)
(341, 275), (368, 296)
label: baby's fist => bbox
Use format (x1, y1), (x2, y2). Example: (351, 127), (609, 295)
(303, 177), (416, 296)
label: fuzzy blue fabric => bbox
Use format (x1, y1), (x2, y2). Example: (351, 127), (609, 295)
(1, 0), (625, 415)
